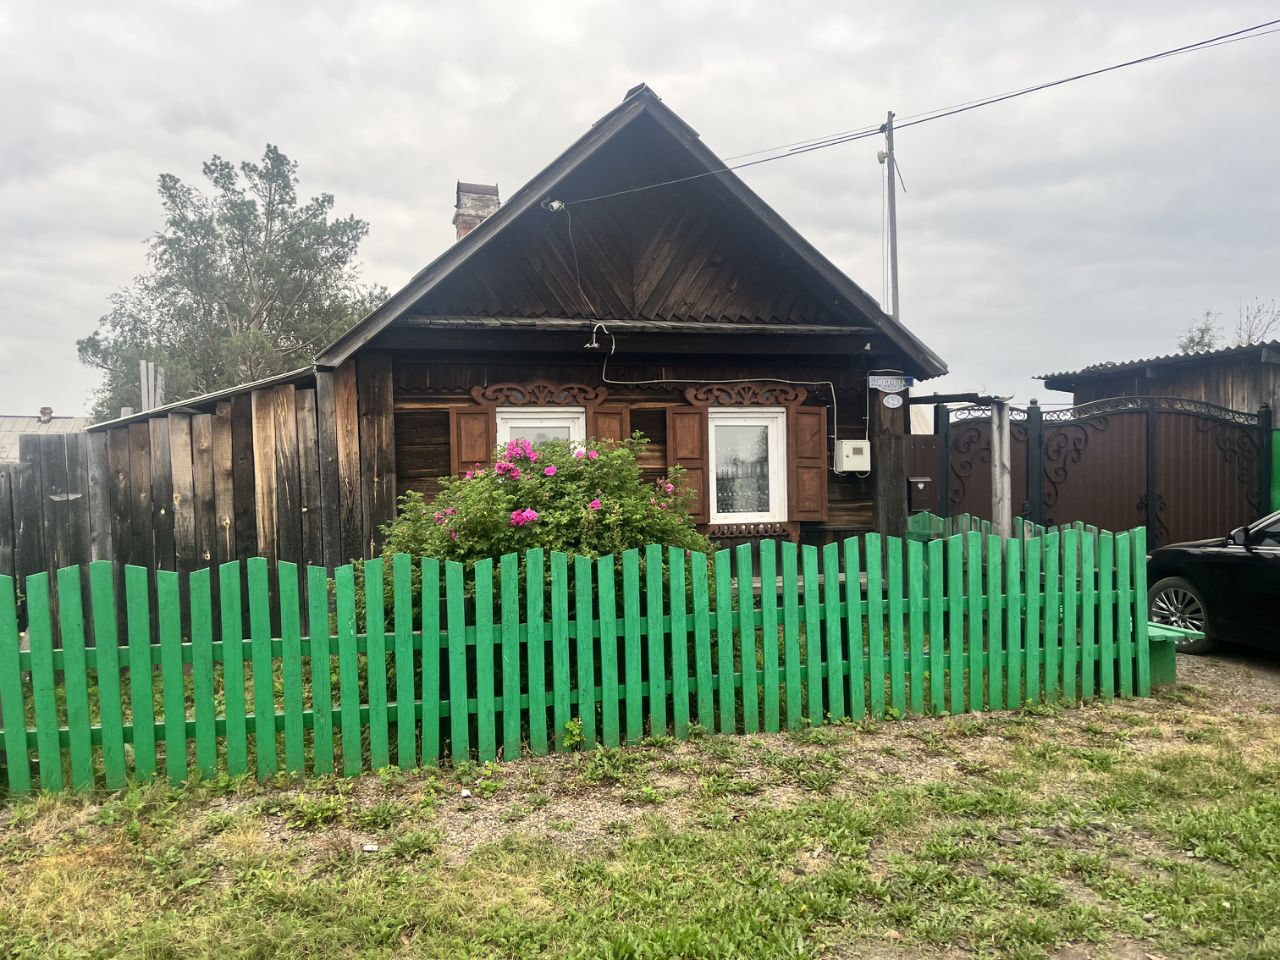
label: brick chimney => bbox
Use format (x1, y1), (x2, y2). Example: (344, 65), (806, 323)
(452, 182), (500, 240)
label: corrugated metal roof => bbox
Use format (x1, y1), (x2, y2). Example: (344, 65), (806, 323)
(1037, 339), (1280, 383)
(0, 416), (91, 462)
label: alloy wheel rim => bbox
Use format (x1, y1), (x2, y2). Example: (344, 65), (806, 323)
(1151, 587), (1206, 632)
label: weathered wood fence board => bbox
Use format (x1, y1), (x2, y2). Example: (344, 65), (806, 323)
(0, 528), (1172, 796)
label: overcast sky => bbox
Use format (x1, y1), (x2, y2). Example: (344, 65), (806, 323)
(1, 1), (1277, 417)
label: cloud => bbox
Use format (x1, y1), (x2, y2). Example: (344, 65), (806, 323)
(0, 0), (1276, 415)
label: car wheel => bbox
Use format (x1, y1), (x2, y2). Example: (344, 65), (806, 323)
(1148, 576), (1215, 654)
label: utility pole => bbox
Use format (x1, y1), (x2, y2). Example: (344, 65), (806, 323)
(879, 111), (901, 322)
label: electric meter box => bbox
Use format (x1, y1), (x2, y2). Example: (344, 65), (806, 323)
(835, 440), (871, 472)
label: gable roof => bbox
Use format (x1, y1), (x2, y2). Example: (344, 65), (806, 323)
(1038, 339), (1280, 390)
(316, 84), (946, 379)
(0, 415), (91, 462)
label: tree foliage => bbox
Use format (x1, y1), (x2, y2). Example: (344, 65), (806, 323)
(78, 145), (384, 419)
(1177, 300), (1279, 355)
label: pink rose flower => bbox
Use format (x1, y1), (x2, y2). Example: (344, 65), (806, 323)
(589, 498), (602, 510)
(511, 468), (522, 479)
(544, 465), (557, 477)
(587, 450), (599, 460)
(664, 483), (675, 494)
(444, 507), (456, 516)
(573, 449), (585, 459)
(450, 529), (459, 541)
(464, 470), (473, 480)
(522, 508), (539, 523)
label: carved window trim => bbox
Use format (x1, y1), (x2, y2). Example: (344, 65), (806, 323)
(683, 382), (808, 408)
(470, 380), (608, 408)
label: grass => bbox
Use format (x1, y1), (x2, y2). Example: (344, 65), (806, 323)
(3, 665), (1280, 958)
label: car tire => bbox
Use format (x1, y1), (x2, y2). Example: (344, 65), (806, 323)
(1148, 576), (1215, 654)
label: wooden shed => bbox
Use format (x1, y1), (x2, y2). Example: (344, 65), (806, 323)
(82, 84), (946, 581)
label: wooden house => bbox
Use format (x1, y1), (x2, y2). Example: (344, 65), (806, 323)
(77, 84), (946, 583)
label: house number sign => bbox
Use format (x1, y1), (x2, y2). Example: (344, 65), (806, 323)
(882, 393), (904, 409)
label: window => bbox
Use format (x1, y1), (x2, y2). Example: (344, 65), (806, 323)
(1253, 515), (1280, 547)
(495, 407), (587, 445)
(708, 408), (787, 524)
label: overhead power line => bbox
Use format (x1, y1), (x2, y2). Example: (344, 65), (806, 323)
(562, 17), (1280, 206)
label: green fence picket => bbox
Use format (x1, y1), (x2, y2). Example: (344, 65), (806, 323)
(475, 557), (497, 762)
(821, 542), (844, 721)
(668, 547), (690, 740)
(364, 557), (390, 769)
(219, 562), (247, 778)
(597, 554), (621, 748)
(335, 564), (363, 776)
(780, 541), (802, 729)
(1024, 537), (1043, 705)
(759, 540), (781, 732)
(714, 548), (736, 733)
(88, 562), (125, 789)
(575, 555), (597, 746)
(125, 566), (156, 781)
(393, 553), (418, 768)
(738, 544), (761, 733)
(278, 562), (306, 774)
(1062, 529), (1080, 702)
(247, 558), (278, 779)
(27, 574), (62, 791)
(843, 537), (866, 720)
(157, 569), (188, 785)
(1080, 533), (1097, 700)
(57, 567), (94, 790)
(500, 553), (522, 761)
(550, 552), (571, 750)
(526, 548), (548, 755)
(801, 544), (823, 726)
(191, 567), (217, 779)
(445, 560), (469, 761)
(886, 538), (906, 716)
(1116, 531), (1134, 697)
(1098, 532), (1115, 700)
(907, 539), (925, 715)
(422, 557), (443, 765)
(1132, 528), (1152, 696)
(986, 534), (1004, 710)
(946, 535), (964, 714)
(307, 565), (334, 775)
(1005, 537), (1023, 709)
(0, 575), (30, 793)
(1043, 532), (1061, 701)
(965, 532), (983, 712)
(621, 548), (643, 743)
(692, 551), (715, 731)
(864, 534), (886, 718)
(646, 544), (668, 738)
(926, 539), (944, 715)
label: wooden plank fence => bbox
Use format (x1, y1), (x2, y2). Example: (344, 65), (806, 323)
(0, 529), (1173, 796)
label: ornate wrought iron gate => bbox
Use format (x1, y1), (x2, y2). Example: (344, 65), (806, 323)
(930, 396), (1272, 546)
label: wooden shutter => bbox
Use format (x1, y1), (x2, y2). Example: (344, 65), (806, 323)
(449, 407), (496, 475)
(666, 406), (710, 523)
(788, 405), (829, 522)
(589, 404), (631, 443)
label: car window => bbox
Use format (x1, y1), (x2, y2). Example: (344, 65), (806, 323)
(1254, 517), (1280, 547)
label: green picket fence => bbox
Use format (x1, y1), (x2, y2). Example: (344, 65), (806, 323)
(0, 529), (1173, 796)
(908, 512), (1105, 545)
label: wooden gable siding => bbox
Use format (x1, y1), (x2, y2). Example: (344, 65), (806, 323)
(1071, 357), (1280, 413)
(399, 117), (856, 329)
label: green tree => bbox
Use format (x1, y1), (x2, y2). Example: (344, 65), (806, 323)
(1176, 310), (1221, 354)
(78, 145), (384, 419)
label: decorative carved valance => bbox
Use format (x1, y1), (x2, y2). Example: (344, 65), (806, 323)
(470, 381), (608, 407)
(683, 382), (808, 407)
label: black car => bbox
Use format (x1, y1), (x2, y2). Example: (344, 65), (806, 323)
(1147, 510), (1280, 653)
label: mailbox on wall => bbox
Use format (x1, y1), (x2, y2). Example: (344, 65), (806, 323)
(907, 475), (936, 514)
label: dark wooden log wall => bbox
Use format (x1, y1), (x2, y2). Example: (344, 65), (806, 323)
(0, 355), (398, 632)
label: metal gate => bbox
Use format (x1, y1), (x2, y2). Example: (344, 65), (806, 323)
(931, 396), (1272, 546)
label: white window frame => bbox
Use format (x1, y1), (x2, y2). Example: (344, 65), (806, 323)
(495, 406), (587, 445)
(708, 407), (787, 524)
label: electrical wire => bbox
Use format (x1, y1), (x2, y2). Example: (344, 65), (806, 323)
(560, 17), (1280, 207)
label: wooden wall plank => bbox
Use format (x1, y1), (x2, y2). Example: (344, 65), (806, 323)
(212, 403), (236, 564)
(149, 418), (175, 571)
(127, 423), (153, 569)
(0, 466), (14, 580)
(11, 461), (43, 587)
(251, 389), (278, 562)
(295, 388), (323, 567)
(333, 359), (364, 563)
(38, 434), (71, 575)
(87, 432), (113, 564)
(313, 371), (342, 569)
(357, 353), (396, 557)
(230, 394), (256, 561)
(168, 413), (196, 578)
(272, 384), (303, 565)
(192, 414), (217, 569)
(105, 427), (133, 565)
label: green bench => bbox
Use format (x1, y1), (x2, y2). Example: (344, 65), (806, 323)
(1147, 622), (1202, 687)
